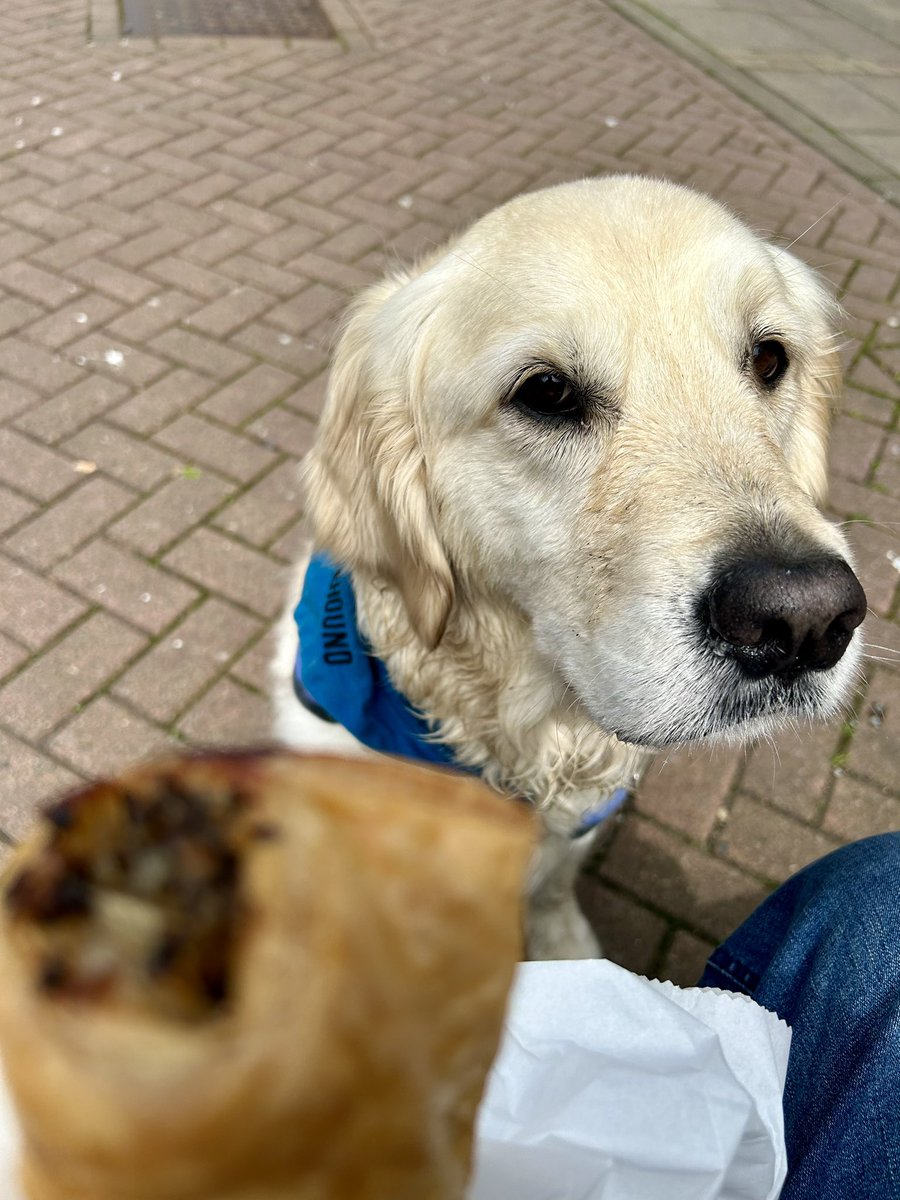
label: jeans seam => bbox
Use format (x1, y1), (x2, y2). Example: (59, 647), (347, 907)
(712, 965), (752, 993)
(706, 952), (758, 995)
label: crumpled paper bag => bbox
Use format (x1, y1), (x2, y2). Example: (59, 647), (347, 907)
(469, 959), (790, 1200)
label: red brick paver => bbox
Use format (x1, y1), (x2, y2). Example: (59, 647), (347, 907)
(0, 0), (898, 983)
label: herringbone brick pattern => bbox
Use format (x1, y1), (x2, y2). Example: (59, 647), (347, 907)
(1, 0), (898, 983)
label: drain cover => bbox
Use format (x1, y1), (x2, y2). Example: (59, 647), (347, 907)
(122, 0), (335, 38)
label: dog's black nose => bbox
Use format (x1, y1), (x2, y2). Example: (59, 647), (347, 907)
(705, 557), (866, 679)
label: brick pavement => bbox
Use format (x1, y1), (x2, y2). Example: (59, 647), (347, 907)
(0, 0), (898, 985)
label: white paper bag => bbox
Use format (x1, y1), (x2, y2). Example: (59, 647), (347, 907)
(470, 959), (790, 1200)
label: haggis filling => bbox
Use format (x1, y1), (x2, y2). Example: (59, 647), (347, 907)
(4, 772), (265, 1021)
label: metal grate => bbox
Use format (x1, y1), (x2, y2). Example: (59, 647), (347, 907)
(122, 0), (335, 38)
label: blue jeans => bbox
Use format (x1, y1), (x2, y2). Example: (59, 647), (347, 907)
(699, 834), (900, 1200)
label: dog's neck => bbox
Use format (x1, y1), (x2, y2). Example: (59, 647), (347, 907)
(353, 573), (650, 831)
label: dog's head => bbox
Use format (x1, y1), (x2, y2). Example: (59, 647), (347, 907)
(307, 176), (866, 749)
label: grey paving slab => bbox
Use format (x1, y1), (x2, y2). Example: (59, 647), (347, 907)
(755, 71), (900, 131)
(613, 0), (900, 201)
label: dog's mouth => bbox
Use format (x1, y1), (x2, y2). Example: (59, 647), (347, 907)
(575, 613), (864, 752)
(605, 647), (859, 751)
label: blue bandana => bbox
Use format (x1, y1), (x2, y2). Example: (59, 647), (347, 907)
(293, 554), (464, 769)
(292, 552), (628, 835)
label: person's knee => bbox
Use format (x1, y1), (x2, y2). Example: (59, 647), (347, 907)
(786, 833), (900, 974)
(799, 833), (900, 905)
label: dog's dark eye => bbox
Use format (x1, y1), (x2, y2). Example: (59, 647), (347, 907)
(510, 371), (581, 421)
(751, 340), (788, 389)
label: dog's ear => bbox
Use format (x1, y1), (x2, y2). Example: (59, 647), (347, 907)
(305, 273), (454, 650)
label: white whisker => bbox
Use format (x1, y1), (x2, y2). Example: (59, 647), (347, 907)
(774, 197), (847, 256)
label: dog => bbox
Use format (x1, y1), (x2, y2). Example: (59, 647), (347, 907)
(272, 176), (866, 960)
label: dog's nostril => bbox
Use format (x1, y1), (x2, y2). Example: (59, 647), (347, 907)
(759, 617), (794, 659)
(705, 556), (866, 679)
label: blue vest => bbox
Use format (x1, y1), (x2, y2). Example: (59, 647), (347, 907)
(292, 553), (628, 835)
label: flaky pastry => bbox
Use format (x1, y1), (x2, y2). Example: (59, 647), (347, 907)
(0, 750), (534, 1200)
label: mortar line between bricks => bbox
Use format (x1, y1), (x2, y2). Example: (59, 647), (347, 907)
(0, 578), (218, 713)
(178, 291), (286, 344)
(179, 331), (322, 388)
(142, 548), (288, 626)
(814, 681), (871, 824)
(158, 394), (313, 458)
(0, 486), (61, 542)
(161, 663), (271, 737)
(841, 262), (866, 318)
(207, 459), (309, 549)
(646, 925), (678, 983)
(667, 815), (783, 890)
(164, 509), (299, 570)
(0, 495), (155, 627)
(840, 403), (897, 432)
(103, 456), (304, 564)
(17, 337), (189, 403)
(59, 641), (268, 755)
(837, 766), (900, 805)
(872, 218), (895, 253)
(816, 210), (847, 255)
(3, 469), (173, 572)
(2, 585), (255, 750)
(261, 507), (308, 561)
(6, 431), (163, 504)
(0, 219), (53, 255)
(705, 742), (755, 856)
(217, 619), (275, 684)
(50, 534), (228, 605)
(240, 384), (322, 432)
(40, 691), (181, 773)
(103, 489), (226, 564)
(734, 778), (850, 844)
(0, 431), (122, 510)
(846, 314), (894, 364)
(599, 800), (783, 891)
(240, 396), (318, 440)
(142, 427), (284, 490)
(0, 626), (29, 661)
(54, 585), (218, 698)
(863, 431), (892, 489)
(0, 601), (100, 694)
(98, 355), (265, 437)
(593, 870), (752, 950)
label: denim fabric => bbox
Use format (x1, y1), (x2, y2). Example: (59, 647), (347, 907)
(700, 834), (900, 1200)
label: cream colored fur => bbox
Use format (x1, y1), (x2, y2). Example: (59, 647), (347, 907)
(273, 176), (860, 960)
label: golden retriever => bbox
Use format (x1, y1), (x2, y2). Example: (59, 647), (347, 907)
(272, 176), (866, 959)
